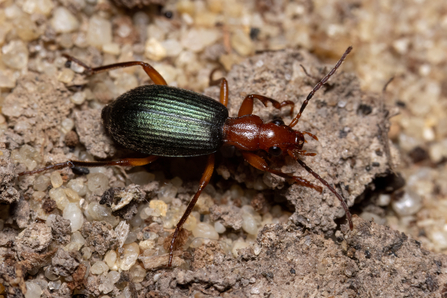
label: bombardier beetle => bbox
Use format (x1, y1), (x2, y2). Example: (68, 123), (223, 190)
(19, 47), (353, 267)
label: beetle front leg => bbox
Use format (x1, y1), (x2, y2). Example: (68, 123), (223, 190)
(238, 94), (295, 117)
(165, 154), (215, 267)
(18, 156), (159, 176)
(241, 151), (322, 192)
(63, 54), (168, 85)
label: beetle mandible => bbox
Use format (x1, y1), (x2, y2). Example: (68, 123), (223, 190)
(19, 47), (353, 267)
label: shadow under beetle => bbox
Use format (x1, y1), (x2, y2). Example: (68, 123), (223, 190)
(19, 47), (353, 267)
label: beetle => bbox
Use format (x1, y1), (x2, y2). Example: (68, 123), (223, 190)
(19, 47), (353, 267)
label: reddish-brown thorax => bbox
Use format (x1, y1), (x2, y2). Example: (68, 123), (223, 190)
(222, 115), (305, 154)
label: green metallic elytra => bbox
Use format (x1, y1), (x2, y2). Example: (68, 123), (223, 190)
(102, 85), (229, 157)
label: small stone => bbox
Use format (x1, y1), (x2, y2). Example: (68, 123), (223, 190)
(120, 242), (140, 270)
(181, 28), (220, 53)
(49, 188), (69, 210)
(67, 178), (87, 197)
(50, 172), (63, 188)
(91, 261), (109, 275)
(103, 43), (121, 55)
(214, 221), (226, 234)
(71, 91), (86, 105)
(57, 68), (75, 84)
(157, 184), (177, 203)
(104, 250), (118, 269)
(149, 200), (168, 217)
(145, 38), (167, 61)
(51, 7), (79, 33)
(192, 222), (219, 240)
(139, 239), (155, 251)
(2, 40), (29, 70)
(64, 188), (81, 203)
(81, 246), (92, 259)
(87, 173), (109, 195)
(61, 118), (74, 134)
(162, 39), (183, 57)
(23, 0), (54, 15)
(63, 203), (84, 232)
(129, 263), (146, 282)
(231, 29), (254, 56)
(232, 238), (250, 257)
(24, 282), (42, 298)
(391, 188), (422, 217)
(34, 175), (50, 192)
(65, 231), (85, 251)
(88, 16), (112, 48)
(107, 270), (121, 284)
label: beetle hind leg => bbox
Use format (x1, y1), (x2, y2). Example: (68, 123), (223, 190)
(167, 154), (215, 267)
(63, 54), (168, 85)
(18, 156), (159, 176)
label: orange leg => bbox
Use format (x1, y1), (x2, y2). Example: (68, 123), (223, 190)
(63, 54), (168, 86)
(241, 151), (322, 192)
(219, 78), (229, 107)
(238, 94), (295, 117)
(168, 154), (215, 267)
(18, 156), (159, 176)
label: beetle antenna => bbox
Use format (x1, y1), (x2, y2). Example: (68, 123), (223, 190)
(294, 155), (353, 230)
(289, 46), (352, 128)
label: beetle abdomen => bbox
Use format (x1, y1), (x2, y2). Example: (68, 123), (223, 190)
(102, 85), (228, 157)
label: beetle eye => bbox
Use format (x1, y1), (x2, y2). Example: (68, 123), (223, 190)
(271, 118), (284, 126)
(269, 146), (282, 156)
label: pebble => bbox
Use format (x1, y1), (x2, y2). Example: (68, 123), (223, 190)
(51, 7), (79, 33)
(104, 250), (118, 270)
(87, 173), (109, 195)
(2, 40), (29, 70)
(64, 188), (81, 203)
(49, 187), (69, 210)
(130, 264), (146, 282)
(24, 282), (42, 298)
(232, 238), (250, 257)
(63, 203), (84, 232)
(66, 231), (86, 251)
(48, 280), (61, 291)
(145, 38), (167, 61)
(50, 172), (63, 188)
(22, 0), (54, 15)
(120, 242), (140, 270)
(214, 221), (226, 234)
(91, 261), (109, 275)
(192, 222), (219, 240)
(67, 178), (87, 197)
(57, 68), (75, 84)
(71, 91), (86, 105)
(81, 246), (92, 260)
(231, 29), (254, 56)
(107, 270), (121, 284)
(88, 16), (112, 48)
(392, 188), (422, 216)
(181, 28), (220, 52)
(61, 118), (74, 134)
(149, 200), (168, 217)
(33, 175), (50, 192)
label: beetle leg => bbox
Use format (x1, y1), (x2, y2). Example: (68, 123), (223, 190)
(238, 94), (295, 117)
(167, 154), (215, 267)
(240, 151), (322, 192)
(17, 156), (159, 176)
(63, 54), (168, 85)
(219, 78), (229, 107)
(302, 131), (319, 141)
